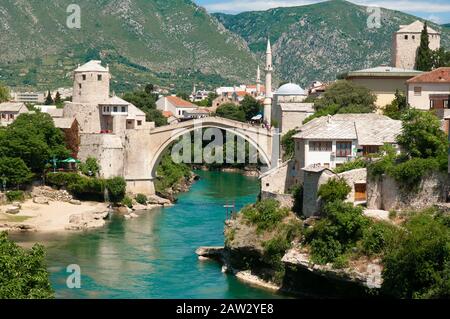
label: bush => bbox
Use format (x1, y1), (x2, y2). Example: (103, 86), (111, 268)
(6, 190), (25, 202)
(291, 184), (303, 216)
(241, 199), (289, 232)
(306, 201), (369, 264)
(317, 178), (351, 204)
(122, 196), (133, 209)
(68, 177), (105, 202)
(281, 130), (297, 160)
(333, 158), (367, 174)
(0, 232), (54, 299)
(79, 157), (100, 177)
(135, 194), (148, 205)
(46, 172), (83, 188)
(360, 221), (399, 256)
(382, 213), (450, 298)
(105, 177), (127, 203)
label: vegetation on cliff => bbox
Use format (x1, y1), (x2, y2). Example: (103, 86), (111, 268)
(0, 232), (54, 299)
(369, 110), (448, 188)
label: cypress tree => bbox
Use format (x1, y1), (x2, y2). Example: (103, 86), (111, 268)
(54, 91), (62, 107)
(415, 22), (433, 71)
(44, 90), (53, 105)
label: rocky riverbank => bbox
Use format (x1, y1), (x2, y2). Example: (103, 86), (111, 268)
(157, 173), (200, 203)
(195, 205), (382, 297)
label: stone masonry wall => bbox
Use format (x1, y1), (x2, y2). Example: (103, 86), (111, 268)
(367, 172), (447, 211)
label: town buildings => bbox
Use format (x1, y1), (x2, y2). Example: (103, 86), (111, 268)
(346, 66), (422, 108)
(291, 114), (402, 184)
(0, 102), (28, 126)
(156, 95), (200, 119)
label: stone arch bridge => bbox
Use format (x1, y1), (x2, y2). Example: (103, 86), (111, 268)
(123, 117), (277, 194)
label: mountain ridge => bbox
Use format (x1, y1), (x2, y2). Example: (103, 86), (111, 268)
(214, 0), (450, 86)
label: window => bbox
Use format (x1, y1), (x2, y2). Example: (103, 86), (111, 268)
(336, 141), (352, 157)
(137, 120), (142, 126)
(98, 74), (102, 81)
(121, 106), (126, 113)
(113, 106), (118, 112)
(309, 141), (332, 152)
(412, 35), (415, 40)
(404, 35), (408, 40)
(82, 74), (86, 81)
(363, 145), (379, 156)
(414, 87), (422, 96)
(79, 83), (82, 89)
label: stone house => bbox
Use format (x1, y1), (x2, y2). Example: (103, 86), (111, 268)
(346, 66), (422, 109)
(0, 102), (28, 126)
(292, 114), (402, 184)
(392, 21), (440, 70)
(302, 166), (367, 217)
(407, 67), (450, 123)
(156, 95), (199, 119)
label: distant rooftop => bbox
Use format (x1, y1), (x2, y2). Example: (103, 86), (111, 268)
(397, 20), (440, 35)
(0, 102), (27, 112)
(74, 60), (109, 73)
(407, 67), (450, 83)
(293, 113), (401, 145)
(275, 83), (306, 96)
(347, 66), (422, 78)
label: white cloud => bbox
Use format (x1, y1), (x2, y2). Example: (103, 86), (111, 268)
(202, 0), (450, 14)
(427, 14), (443, 24)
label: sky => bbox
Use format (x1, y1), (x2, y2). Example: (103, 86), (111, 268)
(194, 0), (450, 24)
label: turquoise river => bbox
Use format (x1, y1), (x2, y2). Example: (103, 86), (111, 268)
(12, 171), (285, 299)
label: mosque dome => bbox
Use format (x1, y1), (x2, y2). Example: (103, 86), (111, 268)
(275, 83), (306, 96)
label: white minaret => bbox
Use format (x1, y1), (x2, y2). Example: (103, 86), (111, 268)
(256, 65), (261, 95)
(264, 39), (273, 125)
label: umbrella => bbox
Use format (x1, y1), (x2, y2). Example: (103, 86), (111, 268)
(60, 157), (81, 163)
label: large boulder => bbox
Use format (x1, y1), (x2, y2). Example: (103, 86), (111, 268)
(33, 197), (49, 205)
(5, 206), (20, 215)
(147, 195), (172, 206)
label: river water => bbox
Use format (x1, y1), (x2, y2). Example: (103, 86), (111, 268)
(11, 171), (283, 299)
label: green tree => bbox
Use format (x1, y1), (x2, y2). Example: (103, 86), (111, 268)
(396, 109), (448, 159)
(0, 112), (70, 173)
(0, 232), (54, 299)
(44, 90), (53, 105)
(122, 90), (167, 127)
(383, 90), (409, 120)
(0, 83), (10, 103)
(304, 81), (376, 123)
(0, 157), (33, 187)
(382, 213), (450, 298)
(281, 129), (297, 160)
(144, 83), (155, 95)
(317, 178), (352, 204)
(241, 95), (262, 121)
(176, 92), (190, 101)
(79, 157), (100, 177)
(431, 48), (450, 68)
(54, 91), (63, 108)
(416, 22), (433, 71)
(215, 103), (246, 122)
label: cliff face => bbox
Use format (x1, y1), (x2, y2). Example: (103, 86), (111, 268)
(224, 210), (379, 297)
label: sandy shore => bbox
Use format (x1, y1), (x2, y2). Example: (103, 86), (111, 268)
(0, 200), (109, 233)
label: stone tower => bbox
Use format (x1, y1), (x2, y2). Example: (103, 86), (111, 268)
(392, 20), (440, 70)
(72, 60), (111, 104)
(264, 39), (273, 124)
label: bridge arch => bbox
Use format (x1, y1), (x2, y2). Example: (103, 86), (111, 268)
(148, 117), (273, 179)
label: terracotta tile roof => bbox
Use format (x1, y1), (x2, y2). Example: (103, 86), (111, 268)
(162, 111), (174, 118)
(166, 96), (197, 108)
(407, 67), (450, 83)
